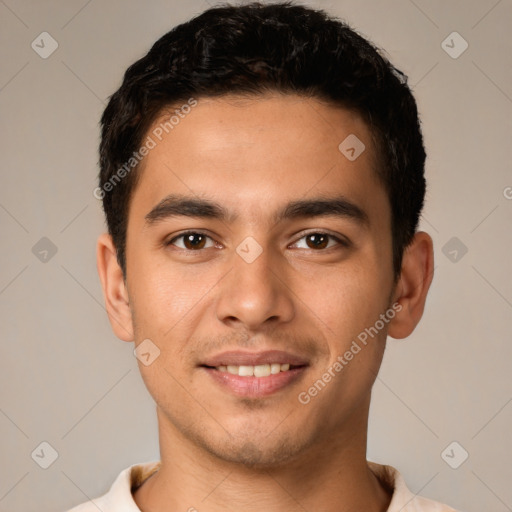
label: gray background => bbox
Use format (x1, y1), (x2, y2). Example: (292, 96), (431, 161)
(1, 0), (511, 511)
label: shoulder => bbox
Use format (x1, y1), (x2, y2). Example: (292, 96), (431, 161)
(65, 460), (161, 512)
(368, 461), (460, 512)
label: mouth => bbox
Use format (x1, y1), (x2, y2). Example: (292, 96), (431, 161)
(207, 363), (298, 377)
(200, 350), (309, 397)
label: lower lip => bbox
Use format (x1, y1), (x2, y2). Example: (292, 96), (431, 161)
(202, 367), (307, 397)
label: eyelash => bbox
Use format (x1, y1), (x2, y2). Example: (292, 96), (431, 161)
(166, 230), (350, 252)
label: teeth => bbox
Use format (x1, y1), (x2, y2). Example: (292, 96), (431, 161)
(227, 365), (238, 375)
(216, 363), (293, 377)
(270, 363), (281, 374)
(254, 364), (270, 377)
(239, 365), (254, 377)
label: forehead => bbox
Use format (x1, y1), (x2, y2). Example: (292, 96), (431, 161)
(129, 93), (387, 227)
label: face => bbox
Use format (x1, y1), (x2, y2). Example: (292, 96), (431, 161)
(120, 93), (398, 467)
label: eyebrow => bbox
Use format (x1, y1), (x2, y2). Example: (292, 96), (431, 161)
(144, 193), (369, 228)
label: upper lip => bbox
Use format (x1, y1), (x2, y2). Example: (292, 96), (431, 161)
(201, 350), (310, 367)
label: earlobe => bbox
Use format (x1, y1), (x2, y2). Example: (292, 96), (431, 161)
(387, 231), (434, 340)
(96, 233), (134, 342)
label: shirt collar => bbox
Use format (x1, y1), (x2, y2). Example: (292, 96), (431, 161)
(93, 459), (455, 512)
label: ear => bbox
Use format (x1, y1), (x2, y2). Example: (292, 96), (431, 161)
(387, 231), (434, 339)
(96, 233), (134, 342)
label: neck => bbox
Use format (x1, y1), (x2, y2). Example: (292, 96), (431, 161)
(133, 396), (391, 512)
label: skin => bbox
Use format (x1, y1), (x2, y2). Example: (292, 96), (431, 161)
(97, 93), (434, 512)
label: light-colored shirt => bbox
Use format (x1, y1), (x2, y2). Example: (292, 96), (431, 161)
(66, 460), (459, 511)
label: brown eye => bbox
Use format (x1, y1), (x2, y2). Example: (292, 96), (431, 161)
(305, 233), (329, 249)
(292, 232), (348, 251)
(168, 232), (215, 250)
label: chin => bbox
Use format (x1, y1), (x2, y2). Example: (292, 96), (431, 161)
(190, 425), (318, 469)
(209, 440), (301, 468)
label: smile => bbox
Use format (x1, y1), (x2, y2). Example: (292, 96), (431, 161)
(215, 363), (292, 377)
(200, 350), (310, 397)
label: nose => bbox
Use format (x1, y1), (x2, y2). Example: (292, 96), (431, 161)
(215, 242), (295, 331)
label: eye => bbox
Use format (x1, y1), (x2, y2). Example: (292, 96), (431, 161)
(167, 231), (217, 251)
(166, 231), (349, 252)
(291, 232), (349, 251)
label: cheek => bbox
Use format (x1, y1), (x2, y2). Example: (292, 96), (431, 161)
(128, 256), (207, 334)
(137, 361), (199, 431)
(299, 260), (390, 337)
(128, 263), (220, 384)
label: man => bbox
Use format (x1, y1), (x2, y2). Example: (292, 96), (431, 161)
(70, 2), (458, 510)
